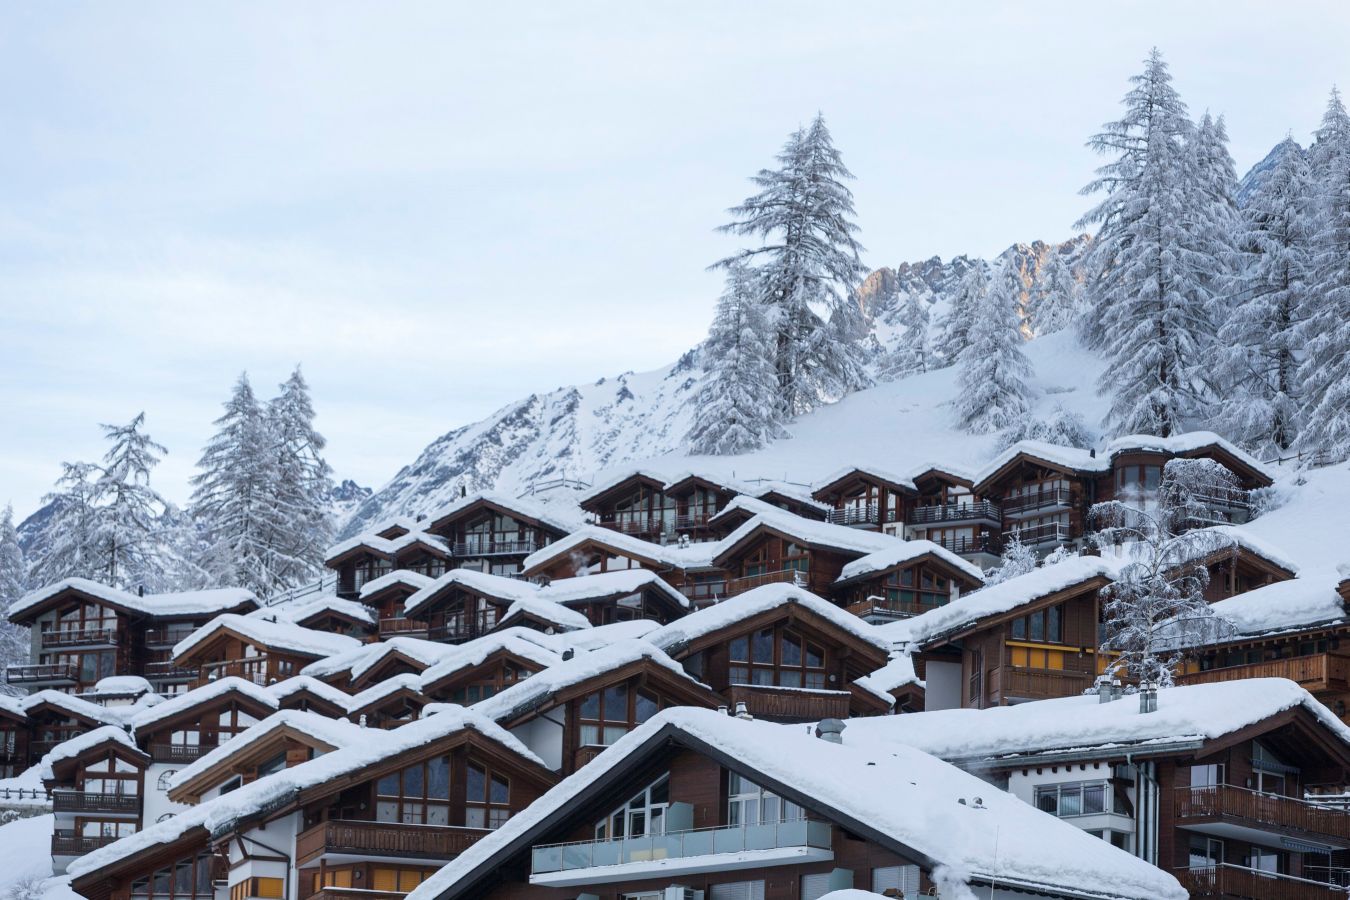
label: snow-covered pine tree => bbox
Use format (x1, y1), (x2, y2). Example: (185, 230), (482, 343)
(878, 290), (931, 380)
(91, 413), (168, 589)
(953, 256), (1033, 434)
(1213, 139), (1314, 454)
(1029, 248), (1079, 336)
(936, 263), (988, 364)
(714, 114), (868, 417)
(190, 374), (284, 597)
(1298, 89), (1350, 462)
(983, 534), (1037, 585)
(264, 368), (335, 589)
(0, 505), (30, 696)
(28, 461), (105, 585)
(1078, 50), (1210, 437)
(1187, 112), (1240, 362)
(997, 404), (1094, 451)
(1091, 458), (1236, 685)
(688, 265), (784, 455)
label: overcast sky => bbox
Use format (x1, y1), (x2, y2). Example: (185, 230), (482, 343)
(2, 2), (1347, 518)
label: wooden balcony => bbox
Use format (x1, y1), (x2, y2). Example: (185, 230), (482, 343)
(52, 790), (141, 815)
(674, 512), (715, 531)
(295, 819), (489, 866)
(451, 539), (538, 557)
(144, 627), (198, 648)
(39, 627), (118, 649)
(1002, 488), (1073, 518)
(144, 660), (198, 680)
(725, 568), (806, 597)
(198, 658), (274, 686)
(908, 500), (1002, 526)
(149, 742), (216, 763)
(1003, 521), (1074, 548)
(825, 504), (880, 527)
(678, 581), (726, 605)
(1180, 654), (1350, 694)
(988, 664), (1095, 703)
(378, 618), (429, 639)
(308, 890), (404, 900)
(1174, 785), (1350, 843)
(597, 515), (668, 538)
(1178, 864), (1350, 900)
(726, 684), (851, 722)
(845, 596), (945, 622)
(52, 831), (121, 856)
(5, 663), (78, 685)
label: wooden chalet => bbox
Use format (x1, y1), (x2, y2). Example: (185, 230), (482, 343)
(171, 614), (362, 689)
(131, 677), (279, 770)
(357, 571), (435, 640)
(578, 471), (677, 542)
(5, 579), (257, 695)
(345, 674), (430, 729)
(44, 726), (149, 873)
(344, 638), (456, 691)
(23, 691), (124, 768)
(282, 597), (377, 641)
(832, 543), (985, 624)
(0, 697), (28, 777)
(325, 531), (451, 601)
(647, 584), (894, 722)
(269, 676), (353, 719)
(810, 466), (916, 531)
(892, 465), (1003, 569)
(520, 527), (724, 608)
(708, 515), (898, 600)
(419, 632), (561, 707)
(423, 494), (576, 577)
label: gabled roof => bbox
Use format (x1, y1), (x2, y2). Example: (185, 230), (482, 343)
(403, 568), (538, 618)
(8, 577), (257, 625)
(835, 538), (986, 586)
(495, 597), (591, 633)
(904, 461), (977, 488)
(856, 652), (923, 695)
(131, 677), (279, 735)
(418, 630), (563, 695)
(576, 468), (670, 508)
(21, 689), (131, 727)
(1185, 571), (1348, 644)
(358, 569), (437, 601)
(425, 491), (583, 536)
(267, 675), (353, 711)
(255, 594), (375, 628)
(40, 725), (145, 781)
(971, 441), (1105, 493)
(405, 708), (1186, 900)
(712, 511), (902, 567)
(1105, 431), (1274, 486)
(541, 569), (689, 609)
(347, 637), (459, 684)
(811, 465), (917, 501)
(521, 525), (719, 576)
(323, 533), (397, 566)
(173, 613), (362, 663)
(345, 673), (429, 718)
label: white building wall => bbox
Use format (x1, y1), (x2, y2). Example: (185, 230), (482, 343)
(924, 661), (962, 711)
(143, 761), (193, 826)
(511, 713), (564, 772)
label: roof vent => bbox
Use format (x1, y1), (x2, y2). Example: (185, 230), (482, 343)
(359, 714), (368, 728)
(1095, 674), (1121, 704)
(138, 585), (145, 597)
(734, 701), (753, 721)
(1138, 681), (1159, 714)
(562, 648), (575, 661)
(717, 704), (729, 716)
(815, 718), (846, 744)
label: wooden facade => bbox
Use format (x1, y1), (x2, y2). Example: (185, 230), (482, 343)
(834, 551), (983, 623)
(711, 525), (856, 600)
(810, 468), (916, 531)
(425, 498), (572, 578)
(173, 627), (321, 689)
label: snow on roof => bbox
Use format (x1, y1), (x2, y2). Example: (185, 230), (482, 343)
(369, 515), (424, 536)
(883, 556), (1122, 648)
(323, 532), (397, 565)
(131, 677), (278, 733)
(258, 594), (376, 627)
(418, 631), (564, 689)
(346, 673), (427, 711)
(68, 704), (544, 879)
(971, 440), (1105, 486)
(21, 689), (129, 726)
(903, 459), (978, 484)
(406, 707), (1185, 900)
(39, 725), (142, 780)
(843, 678), (1350, 766)
(403, 568), (538, 618)
(473, 639), (708, 724)
(811, 463), (917, 494)
(522, 525), (719, 573)
(358, 569), (436, 599)
(86, 675), (154, 697)
(167, 710), (366, 795)
(347, 637), (459, 682)
(836, 538), (985, 585)
(499, 596), (592, 631)
(1201, 572), (1348, 639)
(540, 569), (689, 608)
(386, 531), (451, 556)
(647, 583), (890, 655)
(1095, 525), (1300, 576)
(9, 577), (257, 621)
(716, 510), (902, 561)
(174, 613), (362, 661)
(267, 675), (353, 707)
(855, 652), (923, 695)
(576, 467), (671, 504)
(555, 618), (661, 652)
(748, 482), (832, 512)
(428, 491), (584, 534)
(1105, 431), (1274, 482)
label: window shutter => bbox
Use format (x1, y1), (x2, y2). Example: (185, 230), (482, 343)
(709, 881), (765, 900)
(872, 865), (922, 896)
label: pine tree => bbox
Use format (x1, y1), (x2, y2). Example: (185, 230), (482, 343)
(1187, 112), (1240, 364)
(983, 534), (1037, 585)
(953, 257), (1033, 434)
(936, 263), (988, 364)
(1214, 139), (1314, 454)
(1030, 249), (1080, 336)
(714, 114), (868, 416)
(28, 461), (104, 585)
(190, 374), (284, 596)
(878, 291), (931, 380)
(91, 413), (168, 588)
(1078, 50), (1210, 436)
(688, 265), (784, 454)
(264, 368), (335, 588)
(0, 505), (30, 698)
(1298, 89), (1350, 462)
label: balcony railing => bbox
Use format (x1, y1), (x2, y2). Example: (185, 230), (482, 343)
(452, 539), (538, 557)
(144, 628), (198, 648)
(531, 819), (832, 878)
(988, 665), (1095, 702)
(597, 516), (669, 538)
(1174, 785), (1350, 841)
(39, 627), (118, 649)
(1178, 864), (1350, 899)
(144, 661), (197, 680)
(675, 512), (715, 531)
(310, 890), (405, 900)
(678, 581), (726, 605)
(52, 831), (122, 856)
(1003, 521), (1074, 548)
(845, 596), (946, 622)
(149, 742), (215, 763)
(1180, 654), (1350, 693)
(295, 819), (488, 866)
(378, 618), (429, 638)
(5, 663), (78, 685)
(927, 534), (1002, 557)
(199, 659), (272, 686)
(726, 684), (850, 722)
(825, 505), (879, 527)
(1002, 488), (1074, 518)
(908, 500), (1002, 526)
(725, 568), (806, 597)
(52, 790), (141, 815)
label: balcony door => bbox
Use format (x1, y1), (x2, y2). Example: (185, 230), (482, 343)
(594, 773), (669, 840)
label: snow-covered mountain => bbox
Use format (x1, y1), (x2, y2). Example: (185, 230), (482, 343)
(340, 235), (1096, 537)
(1235, 138), (1304, 209)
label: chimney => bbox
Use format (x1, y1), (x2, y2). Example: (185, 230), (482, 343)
(1095, 674), (1121, 704)
(734, 701), (752, 720)
(1138, 680), (1159, 714)
(359, 714), (368, 728)
(717, 704), (729, 716)
(138, 585), (145, 597)
(461, 485), (467, 498)
(1089, 448), (1097, 458)
(815, 718), (846, 744)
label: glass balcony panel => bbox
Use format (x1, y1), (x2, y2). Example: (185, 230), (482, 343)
(682, 829), (714, 856)
(590, 840), (622, 867)
(744, 822), (776, 851)
(713, 827), (745, 854)
(532, 846), (561, 874)
(561, 843), (592, 870)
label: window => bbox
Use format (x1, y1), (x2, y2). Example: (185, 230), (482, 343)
(1188, 836), (1224, 869)
(376, 756), (451, 825)
(578, 683), (659, 746)
(729, 626), (827, 689)
(709, 881), (765, 900)
(873, 865), (922, 896)
(465, 761), (511, 829)
(1009, 605), (1063, 645)
(130, 851), (215, 899)
(156, 771), (177, 791)
(228, 878), (281, 900)
(1189, 764), (1225, 788)
(371, 869), (431, 892)
(727, 772), (804, 825)
(1034, 781), (1111, 817)
(594, 773), (669, 840)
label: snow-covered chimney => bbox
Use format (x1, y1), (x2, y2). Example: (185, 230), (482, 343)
(734, 701), (752, 720)
(359, 714), (369, 728)
(1095, 675), (1121, 704)
(717, 704), (729, 716)
(1138, 681), (1159, 714)
(815, 718), (846, 744)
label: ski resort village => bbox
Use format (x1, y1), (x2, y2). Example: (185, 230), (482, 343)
(7, 14), (1350, 900)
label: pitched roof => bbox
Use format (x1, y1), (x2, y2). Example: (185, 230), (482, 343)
(521, 525), (720, 574)
(9, 577), (257, 624)
(835, 538), (986, 585)
(1190, 571), (1348, 642)
(173, 613), (362, 662)
(425, 491), (583, 535)
(39, 725), (144, 780)
(712, 511), (904, 566)
(358, 569), (437, 600)
(266, 675), (353, 708)
(256, 594), (375, 627)
(131, 677), (279, 733)
(418, 630), (563, 691)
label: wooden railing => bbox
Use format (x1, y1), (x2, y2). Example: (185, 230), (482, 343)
(378, 618), (429, 638)
(144, 661), (198, 679)
(40, 627), (118, 649)
(928, 534), (1002, 556)
(144, 627), (198, 648)
(452, 539), (538, 557)
(5, 663), (78, 684)
(825, 504), (879, 526)
(908, 500), (1002, 526)
(1004, 521), (1074, 547)
(295, 819), (488, 865)
(988, 665), (1095, 702)
(52, 790), (141, 814)
(726, 684), (851, 722)
(1177, 864), (1350, 899)
(725, 568), (806, 597)
(1174, 785), (1350, 841)
(199, 659), (272, 686)
(597, 515), (668, 537)
(845, 596), (944, 621)
(1002, 488), (1073, 517)
(52, 831), (121, 855)
(675, 512), (715, 530)
(1180, 654), (1350, 692)
(150, 742), (215, 763)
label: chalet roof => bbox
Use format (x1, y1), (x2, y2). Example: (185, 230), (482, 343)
(646, 583), (890, 656)
(346, 673), (428, 714)
(541, 569), (689, 609)
(323, 529), (449, 567)
(254, 594), (375, 628)
(472, 639), (714, 725)
(403, 567), (538, 618)
(971, 441), (1105, 491)
(424, 491), (583, 535)
(418, 630), (563, 691)
(405, 567), (686, 621)
(39, 725), (145, 781)
(496, 596), (591, 632)
(388, 531), (452, 560)
(810, 464), (917, 500)
(21, 689), (136, 727)
(521, 525), (720, 574)
(369, 515), (425, 539)
(84, 675), (156, 699)
(406, 707), (1186, 900)
(358, 569), (437, 600)
(131, 677), (278, 734)
(903, 461), (977, 487)
(856, 652), (923, 695)
(167, 710), (366, 800)
(266, 675), (353, 708)
(1097, 525), (1299, 579)
(883, 556), (1123, 649)
(8, 577), (258, 625)
(712, 510), (903, 566)
(555, 618), (661, 652)
(347, 637), (459, 682)
(174, 613), (362, 662)
(842, 678), (1350, 766)
(835, 538), (986, 586)
(1183, 572), (1348, 643)
(576, 468), (670, 507)
(1105, 431), (1274, 485)
(68, 705), (545, 880)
